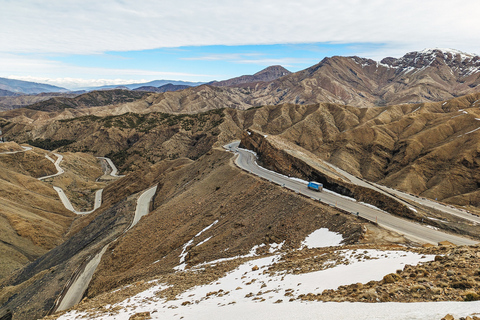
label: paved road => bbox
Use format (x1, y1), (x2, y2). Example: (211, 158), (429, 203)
(97, 157), (125, 177)
(225, 142), (477, 246)
(40, 155), (123, 214)
(0, 145), (32, 154)
(54, 187), (103, 215)
(322, 161), (480, 225)
(39, 153), (105, 214)
(56, 185), (158, 312)
(38, 153), (65, 180)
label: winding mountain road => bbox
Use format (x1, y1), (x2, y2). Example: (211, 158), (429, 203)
(56, 185), (158, 312)
(97, 157), (125, 177)
(38, 154), (122, 214)
(0, 145), (32, 154)
(38, 153), (65, 180)
(225, 141), (477, 246)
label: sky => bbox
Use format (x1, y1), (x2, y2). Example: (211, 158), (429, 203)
(1, 0), (480, 89)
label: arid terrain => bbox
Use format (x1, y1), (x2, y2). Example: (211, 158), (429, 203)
(1, 50), (480, 320)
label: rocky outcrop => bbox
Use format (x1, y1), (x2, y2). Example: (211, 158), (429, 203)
(310, 245), (480, 303)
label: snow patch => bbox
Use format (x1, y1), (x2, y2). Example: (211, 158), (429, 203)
(57, 250), (444, 320)
(302, 228), (343, 248)
(174, 220), (219, 270)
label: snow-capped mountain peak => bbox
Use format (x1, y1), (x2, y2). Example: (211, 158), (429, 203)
(378, 48), (480, 76)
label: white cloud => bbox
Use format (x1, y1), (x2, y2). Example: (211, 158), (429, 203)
(182, 53), (262, 61)
(0, 53), (214, 88)
(1, 0), (480, 56)
(183, 53), (316, 67)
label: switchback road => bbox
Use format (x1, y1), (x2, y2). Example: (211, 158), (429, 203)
(56, 185), (158, 312)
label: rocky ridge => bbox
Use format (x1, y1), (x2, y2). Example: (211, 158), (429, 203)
(209, 65), (291, 87)
(235, 48), (480, 107)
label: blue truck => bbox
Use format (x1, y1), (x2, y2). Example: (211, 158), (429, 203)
(308, 181), (323, 192)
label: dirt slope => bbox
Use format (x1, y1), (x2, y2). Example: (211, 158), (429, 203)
(0, 148), (72, 279)
(87, 149), (364, 298)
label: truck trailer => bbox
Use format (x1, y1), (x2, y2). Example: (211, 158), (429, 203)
(307, 181), (323, 192)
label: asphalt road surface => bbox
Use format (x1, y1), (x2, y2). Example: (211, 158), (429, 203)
(56, 184), (158, 311)
(0, 145), (32, 154)
(225, 141), (477, 246)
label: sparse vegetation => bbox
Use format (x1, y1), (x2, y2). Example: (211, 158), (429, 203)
(27, 138), (75, 150)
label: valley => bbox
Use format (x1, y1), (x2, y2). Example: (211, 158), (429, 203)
(1, 49), (480, 320)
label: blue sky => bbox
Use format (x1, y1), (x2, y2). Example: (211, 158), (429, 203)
(49, 43), (382, 84)
(1, 0), (480, 89)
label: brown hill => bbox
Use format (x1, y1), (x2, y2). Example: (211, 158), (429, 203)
(26, 89), (149, 112)
(209, 65), (291, 87)
(0, 147), (73, 279)
(0, 92), (80, 111)
(0, 147), (366, 320)
(2, 109), (226, 172)
(4, 92), (480, 208)
(222, 93), (480, 207)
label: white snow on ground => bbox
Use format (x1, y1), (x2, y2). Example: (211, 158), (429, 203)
(289, 177), (308, 184)
(196, 236), (212, 247)
(408, 206), (418, 212)
(174, 220), (219, 271)
(322, 188), (356, 201)
(301, 228), (343, 248)
(359, 202), (388, 213)
(55, 249), (468, 320)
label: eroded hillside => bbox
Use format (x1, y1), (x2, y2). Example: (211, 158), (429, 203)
(3, 92), (480, 207)
(223, 94), (480, 208)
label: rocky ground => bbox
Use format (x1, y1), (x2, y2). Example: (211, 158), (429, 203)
(41, 242), (480, 320)
(297, 244), (480, 303)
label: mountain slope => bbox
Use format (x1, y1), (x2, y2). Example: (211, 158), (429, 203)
(209, 65), (291, 87)
(222, 93), (480, 208)
(0, 89), (20, 97)
(238, 48), (480, 107)
(85, 80), (204, 91)
(25, 89), (150, 112)
(0, 77), (68, 94)
(4, 92), (480, 207)
(133, 83), (191, 93)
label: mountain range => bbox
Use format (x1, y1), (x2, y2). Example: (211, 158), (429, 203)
(0, 77), (68, 95)
(83, 79), (205, 91)
(1, 48), (480, 320)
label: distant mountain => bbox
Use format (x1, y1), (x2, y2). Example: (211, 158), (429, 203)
(241, 48), (480, 107)
(0, 88), (20, 97)
(0, 77), (69, 94)
(26, 89), (149, 112)
(209, 65), (291, 87)
(85, 80), (205, 91)
(133, 83), (191, 93)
